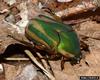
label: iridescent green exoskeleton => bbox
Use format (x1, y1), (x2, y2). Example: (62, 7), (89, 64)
(25, 15), (81, 68)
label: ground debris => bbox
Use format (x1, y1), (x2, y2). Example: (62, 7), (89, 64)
(0, 0), (100, 80)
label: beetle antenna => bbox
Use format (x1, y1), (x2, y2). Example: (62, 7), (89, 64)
(82, 58), (89, 66)
(85, 61), (89, 66)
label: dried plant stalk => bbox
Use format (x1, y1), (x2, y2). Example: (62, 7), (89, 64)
(36, 52), (54, 75)
(36, 52), (50, 69)
(4, 57), (29, 61)
(24, 50), (55, 80)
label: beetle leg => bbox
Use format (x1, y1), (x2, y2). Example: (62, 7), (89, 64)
(42, 7), (62, 22)
(81, 54), (89, 66)
(61, 57), (65, 70)
(61, 57), (72, 70)
(79, 40), (90, 66)
(61, 57), (70, 70)
(80, 40), (90, 53)
(40, 54), (61, 61)
(80, 34), (100, 52)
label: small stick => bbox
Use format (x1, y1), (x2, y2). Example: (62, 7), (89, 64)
(0, 9), (9, 14)
(4, 57), (29, 61)
(24, 50), (55, 80)
(36, 52), (54, 76)
(36, 52), (50, 69)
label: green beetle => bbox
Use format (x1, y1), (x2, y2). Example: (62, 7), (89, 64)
(25, 15), (81, 68)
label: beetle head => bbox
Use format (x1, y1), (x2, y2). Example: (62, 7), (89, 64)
(69, 52), (82, 65)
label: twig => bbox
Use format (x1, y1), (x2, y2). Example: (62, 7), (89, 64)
(36, 52), (50, 69)
(24, 50), (55, 80)
(57, 0), (72, 3)
(4, 57), (29, 61)
(36, 52), (54, 76)
(0, 9), (9, 14)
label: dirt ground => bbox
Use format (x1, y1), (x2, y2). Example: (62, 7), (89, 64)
(0, 0), (100, 80)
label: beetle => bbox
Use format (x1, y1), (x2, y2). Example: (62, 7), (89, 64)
(24, 14), (82, 69)
(8, 13), (86, 69)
